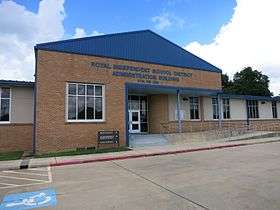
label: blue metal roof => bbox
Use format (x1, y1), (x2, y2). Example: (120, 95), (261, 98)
(273, 96), (280, 101)
(221, 93), (278, 101)
(35, 30), (222, 73)
(0, 80), (34, 87)
(126, 82), (222, 96)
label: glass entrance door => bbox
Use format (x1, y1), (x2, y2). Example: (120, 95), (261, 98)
(129, 110), (141, 133)
(128, 95), (148, 133)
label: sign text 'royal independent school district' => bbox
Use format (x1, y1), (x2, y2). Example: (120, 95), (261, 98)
(90, 62), (192, 84)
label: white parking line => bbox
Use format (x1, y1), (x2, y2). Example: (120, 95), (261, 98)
(0, 167), (52, 189)
(2, 170), (49, 177)
(47, 167), (53, 183)
(0, 182), (50, 189)
(0, 175), (49, 183)
(0, 182), (20, 187)
(27, 168), (48, 171)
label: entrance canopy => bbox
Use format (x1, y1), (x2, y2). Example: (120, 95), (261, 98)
(126, 82), (222, 96)
(125, 82), (223, 146)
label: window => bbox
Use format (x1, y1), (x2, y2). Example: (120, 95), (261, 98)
(212, 98), (219, 119)
(0, 87), (11, 122)
(212, 98), (231, 120)
(272, 101), (277, 119)
(67, 83), (104, 121)
(247, 100), (259, 119)
(189, 97), (199, 120)
(223, 98), (231, 119)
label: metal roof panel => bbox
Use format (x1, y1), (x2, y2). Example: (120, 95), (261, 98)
(35, 30), (222, 73)
(0, 80), (34, 87)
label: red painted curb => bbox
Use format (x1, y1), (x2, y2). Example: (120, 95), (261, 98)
(49, 139), (280, 168)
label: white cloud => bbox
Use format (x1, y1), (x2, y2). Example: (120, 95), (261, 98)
(73, 27), (104, 39)
(91, 30), (104, 36)
(0, 0), (102, 82)
(185, 0), (280, 95)
(152, 12), (185, 31)
(0, 0), (65, 81)
(73, 27), (86, 38)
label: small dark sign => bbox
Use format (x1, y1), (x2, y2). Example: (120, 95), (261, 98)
(97, 131), (119, 147)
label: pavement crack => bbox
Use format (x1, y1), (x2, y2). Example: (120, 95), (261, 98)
(111, 161), (210, 210)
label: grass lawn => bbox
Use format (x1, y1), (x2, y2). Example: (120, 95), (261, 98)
(0, 151), (24, 161)
(35, 147), (131, 158)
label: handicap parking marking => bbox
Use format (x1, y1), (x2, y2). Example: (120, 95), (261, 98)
(0, 188), (57, 210)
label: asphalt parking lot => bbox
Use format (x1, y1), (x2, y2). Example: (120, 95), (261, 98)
(1, 141), (280, 210)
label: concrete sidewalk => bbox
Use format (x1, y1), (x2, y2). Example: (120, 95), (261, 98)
(1, 137), (280, 171)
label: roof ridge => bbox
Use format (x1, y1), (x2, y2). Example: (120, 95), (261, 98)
(147, 30), (222, 72)
(35, 29), (151, 48)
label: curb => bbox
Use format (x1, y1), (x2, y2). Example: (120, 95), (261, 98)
(49, 139), (280, 167)
(1, 139), (279, 171)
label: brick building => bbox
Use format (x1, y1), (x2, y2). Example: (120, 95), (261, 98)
(0, 30), (279, 153)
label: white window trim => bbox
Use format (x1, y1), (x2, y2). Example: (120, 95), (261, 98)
(189, 96), (200, 121)
(248, 100), (259, 119)
(0, 87), (11, 124)
(211, 97), (231, 120)
(272, 101), (278, 119)
(65, 83), (105, 123)
(212, 98), (219, 120)
(222, 98), (231, 120)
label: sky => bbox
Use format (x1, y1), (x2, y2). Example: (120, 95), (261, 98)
(0, 0), (279, 95)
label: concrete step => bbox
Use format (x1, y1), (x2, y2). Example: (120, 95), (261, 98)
(129, 134), (168, 148)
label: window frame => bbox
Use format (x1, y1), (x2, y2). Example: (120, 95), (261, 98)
(66, 83), (105, 123)
(212, 98), (219, 120)
(0, 87), (11, 124)
(272, 101), (278, 119)
(189, 96), (200, 120)
(222, 98), (231, 119)
(247, 100), (259, 119)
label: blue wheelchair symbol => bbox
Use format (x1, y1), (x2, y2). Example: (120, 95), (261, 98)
(0, 188), (57, 210)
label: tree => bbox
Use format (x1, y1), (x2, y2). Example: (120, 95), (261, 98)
(222, 67), (272, 96)
(221, 73), (234, 93)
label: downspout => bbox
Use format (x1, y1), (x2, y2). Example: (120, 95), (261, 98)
(176, 89), (182, 133)
(32, 47), (38, 155)
(246, 100), (250, 130)
(218, 93), (222, 129)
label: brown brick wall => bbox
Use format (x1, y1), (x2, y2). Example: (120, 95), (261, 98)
(35, 50), (222, 152)
(148, 95), (169, 133)
(0, 124), (33, 152)
(160, 119), (280, 133)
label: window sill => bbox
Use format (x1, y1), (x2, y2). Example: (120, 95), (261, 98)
(66, 120), (106, 124)
(248, 118), (280, 121)
(0, 122), (11, 125)
(189, 119), (201, 121)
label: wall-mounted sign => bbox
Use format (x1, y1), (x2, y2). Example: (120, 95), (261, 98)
(90, 61), (192, 84)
